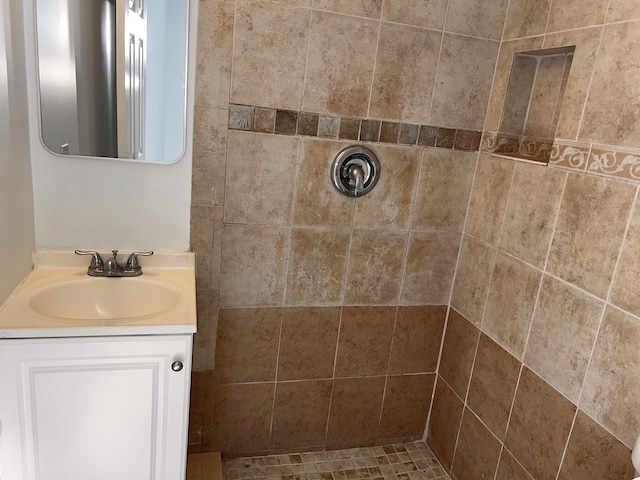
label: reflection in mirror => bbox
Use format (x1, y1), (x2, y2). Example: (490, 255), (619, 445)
(35, 0), (188, 163)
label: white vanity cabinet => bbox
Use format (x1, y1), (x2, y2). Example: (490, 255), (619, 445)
(0, 334), (192, 480)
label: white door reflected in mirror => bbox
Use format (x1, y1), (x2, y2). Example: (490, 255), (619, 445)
(34, 0), (188, 163)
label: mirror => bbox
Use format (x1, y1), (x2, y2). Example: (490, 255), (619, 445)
(34, 0), (188, 163)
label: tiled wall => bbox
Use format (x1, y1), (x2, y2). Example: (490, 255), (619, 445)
(189, 0), (507, 456)
(428, 1), (640, 478)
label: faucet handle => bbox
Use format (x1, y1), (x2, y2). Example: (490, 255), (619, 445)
(74, 250), (105, 271)
(125, 251), (154, 274)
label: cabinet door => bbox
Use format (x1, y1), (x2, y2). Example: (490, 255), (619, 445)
(0, 335), (191, 480)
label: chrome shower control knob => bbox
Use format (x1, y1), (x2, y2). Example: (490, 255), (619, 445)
(331, 145), (380, 197)
(171, 361), (184, 372)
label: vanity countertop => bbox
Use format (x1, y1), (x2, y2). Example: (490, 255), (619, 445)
(0, 251), (197, 339)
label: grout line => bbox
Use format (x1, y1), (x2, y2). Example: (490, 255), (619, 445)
(574, 22), (606, 142)
(476, 160), (517, 333)
(426, 0), (450, 126)
(299, 7), (314, 112)
(365, 12), (382, 118)
(517, 170), (568, 372)
(396, 149), (426, 304)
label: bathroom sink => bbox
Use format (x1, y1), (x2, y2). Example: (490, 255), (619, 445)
(29, 278), (181, 320)
(0, 251), (197, 337)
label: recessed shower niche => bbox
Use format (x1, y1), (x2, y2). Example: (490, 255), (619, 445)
(494, 46), (576, 163)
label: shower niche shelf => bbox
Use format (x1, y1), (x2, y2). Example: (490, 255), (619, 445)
(492, 46), (576, 164)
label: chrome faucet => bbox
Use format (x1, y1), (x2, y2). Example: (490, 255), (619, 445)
(75, 250), (153, 277)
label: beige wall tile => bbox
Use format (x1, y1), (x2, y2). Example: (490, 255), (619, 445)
(439, 309), (481, 399)
(400, 231), (462, 305)
(303, 11), (378, 116)
(381, 0), (448, 30)
(285, 227), (350, 306)
(389, 306), (447, 374)
(334, 306), (396, 377)
(495, 449), (535, 480)
(607, 0), (640, 22)
(353, 144), (421, 230)
(499, 162), (566, 269)
(192, 107), (228, 207)
(547, 0), (608, 32)
(191, 205), (216, 292)
(412, 149), (477, 233)
(558, 411), (635, 480)
(543, 27), (603, 141)
(378, 374), (435, 441)
(465, 154), (514, 246)
(580, 22), (640, 148)
(505, 368), (577, 480)
(547, 173), (636, 299)
(581, 306), (640, 447)
(525, 276), (604, 402)
(293, 139), (356, 228)
(427, 378), (464, 470)
(344, 230), (407, 305)
(445, 0), (508, 41)
(430, 35), (499, 130)
(467, 334), (521, 440)
(611, 200), (640, 317)
(502, 0), (551, 40)
(213, 307), (282, 384)
(225, 131), (298, 225)
(485, 37), (545, 132)
(312, 0), (382, 18)
(219, 224), (289, 307)
(369, 23), (441, 124)
(451, 235), (496, 326)
(231, 1), (309, 110)
(211, 383), (275, 454)
(523, 55), (571, 139)
(277, 307), (341, 380)
(193, 291), (219, 372)
(326, 377), (386, 449)
(195, 2), (234, 109)
(271, 380), (332, 451)
(483, 253), (541, 359)
(452, 409), (502, 480)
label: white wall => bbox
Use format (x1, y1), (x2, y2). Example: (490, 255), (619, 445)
(0, 0), (36, 304)
(20, 0), (197, 251)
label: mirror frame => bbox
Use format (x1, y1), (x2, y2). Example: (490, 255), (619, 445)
(31, 0), (191, 165)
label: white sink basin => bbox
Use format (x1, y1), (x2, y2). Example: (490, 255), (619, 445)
(29, 278), (181, 320)
(0, 251), (197, 338)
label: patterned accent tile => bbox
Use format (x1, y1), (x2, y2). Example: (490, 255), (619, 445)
(228, 105), (253, 130)
(318, 115), (340, 138)
(549, 140), (591, 171)
(517, 137), (554, 163)
(588, 145), (640, 181)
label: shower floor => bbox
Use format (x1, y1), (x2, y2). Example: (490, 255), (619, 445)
(222, 441), (451, 480)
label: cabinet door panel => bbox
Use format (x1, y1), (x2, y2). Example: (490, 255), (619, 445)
(0, 335), (191, 480)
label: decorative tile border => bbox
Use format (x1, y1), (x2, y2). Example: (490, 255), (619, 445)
(483, 132), (640, 184)
(588, 146), (640, 181)
(229, 104), (482, 152)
